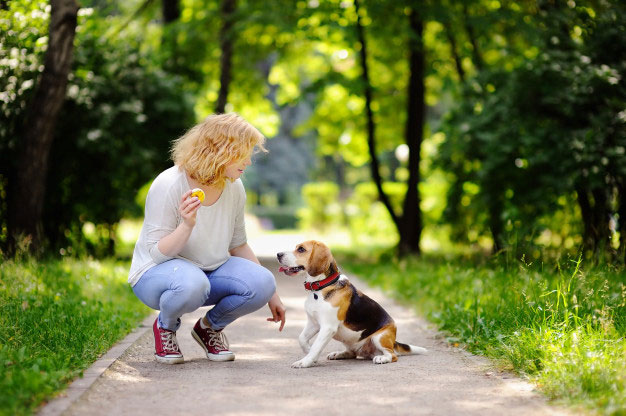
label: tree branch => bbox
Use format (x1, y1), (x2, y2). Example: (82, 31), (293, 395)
(462, 3), (484, 71)
(354, 0), (400, 228)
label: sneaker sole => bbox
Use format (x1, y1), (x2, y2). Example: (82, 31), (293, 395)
(154, 354), (184, 364)
(191, 330), (236, 362)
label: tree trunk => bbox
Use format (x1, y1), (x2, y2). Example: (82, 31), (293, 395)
(398, 6), (425, 256)
(618, 183), (626, 263)
(576, 184), (611, 255)
(162, 0), (179, 23)
(576, 185), (595, 253)
(354, 0), (400, 229)
(443, 20), (465, 82)
(160, 0), (178, 69)
(8, 0), (79, 252)
(462, 3), (484, 71)
(215, 0), (236, 114)
(591, 187), (610, 253)
(487, 195), (504, 254)
(107, 223), (116, 257)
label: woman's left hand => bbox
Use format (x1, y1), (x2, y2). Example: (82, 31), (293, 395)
(267, 292), (286, 331)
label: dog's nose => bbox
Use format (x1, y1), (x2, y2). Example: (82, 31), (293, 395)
(277, 252), (284, 260)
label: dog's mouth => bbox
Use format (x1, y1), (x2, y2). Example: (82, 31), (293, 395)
(279, 265), (305, 276)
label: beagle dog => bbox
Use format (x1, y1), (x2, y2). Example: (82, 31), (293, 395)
(277, 240), (426, 368)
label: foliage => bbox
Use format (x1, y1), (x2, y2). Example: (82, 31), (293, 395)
(45, 8), (194, 252)
(0, 256), (151, 416)
(0, 2), (195, 254)
(297, 181), (340, 231)
(439, 0), (626, 256)
(0, 1), (49, 247)
(5, 0), (625, 258)
(345, 182), (404, 244)
(341, 252), (626, 414)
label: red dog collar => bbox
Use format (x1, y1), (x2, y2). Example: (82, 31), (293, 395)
(304, 272), (340, 291)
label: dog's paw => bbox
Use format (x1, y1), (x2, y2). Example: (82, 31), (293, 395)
(372, 355), (392, 364)
(327, 350), (355, 360)
(291, 358), (315, 368)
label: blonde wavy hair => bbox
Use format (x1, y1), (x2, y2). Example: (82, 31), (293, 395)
(171, 113), (267, 188)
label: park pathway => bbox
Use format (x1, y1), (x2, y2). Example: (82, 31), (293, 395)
(41, 234), (573, 416)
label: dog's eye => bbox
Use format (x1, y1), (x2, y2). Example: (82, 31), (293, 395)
(297, 246), (306, 253)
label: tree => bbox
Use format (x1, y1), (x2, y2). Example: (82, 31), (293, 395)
(8, 0), (79, 252)
(354, 0), (426, 255)
(162, 0), (179, 23)
(354, 0), (398, 233)
(398, 5), (426, 256)
(439, 0), (626, 260)
(1, 2), (194, 255)
(215, 0), (237, 113)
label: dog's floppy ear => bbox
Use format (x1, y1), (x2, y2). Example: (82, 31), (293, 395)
(307, 242), (332, 277)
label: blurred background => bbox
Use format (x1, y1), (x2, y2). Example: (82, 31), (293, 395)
(1, 0), (625, 262)
(2, 3), (626, 414)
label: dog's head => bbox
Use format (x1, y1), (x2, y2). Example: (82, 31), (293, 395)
(277, 240), (337, 278)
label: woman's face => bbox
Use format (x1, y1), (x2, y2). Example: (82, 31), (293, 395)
(224, 154), (252, 180)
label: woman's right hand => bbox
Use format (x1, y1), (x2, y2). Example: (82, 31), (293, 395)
(179, 190), (202, 228)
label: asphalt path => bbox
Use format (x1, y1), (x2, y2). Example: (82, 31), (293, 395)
(48, 253), (573, 416)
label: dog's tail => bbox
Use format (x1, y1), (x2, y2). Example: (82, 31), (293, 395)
(394, 341), (427, 355)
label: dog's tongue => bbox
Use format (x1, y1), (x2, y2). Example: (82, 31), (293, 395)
(279, 266), (288, 273)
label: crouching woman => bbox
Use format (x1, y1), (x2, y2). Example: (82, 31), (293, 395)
(128, 113), (286, 364)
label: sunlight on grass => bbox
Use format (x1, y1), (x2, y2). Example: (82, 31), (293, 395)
(340, 251), (626, 415)
(0, 256), (151, 415)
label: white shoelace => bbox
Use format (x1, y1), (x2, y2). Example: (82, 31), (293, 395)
(207, 330), (229, 350)
(160, 330), (180, 353)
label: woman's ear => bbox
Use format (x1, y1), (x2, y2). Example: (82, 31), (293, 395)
(307, 242), (332, 277)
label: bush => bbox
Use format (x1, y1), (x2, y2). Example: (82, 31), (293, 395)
(344, 182), (405, 244)
(249, 206), (298, 229)
(297, 182), (341, 231)
(0, 3), (195, 254)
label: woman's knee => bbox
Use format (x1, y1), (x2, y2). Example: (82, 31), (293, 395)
(162, 262), (211, 309)
(178, 271), (210, 299)
(251, 267), (276, 303)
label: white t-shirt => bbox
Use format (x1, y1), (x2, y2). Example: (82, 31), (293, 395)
(128, 165), (247, 287)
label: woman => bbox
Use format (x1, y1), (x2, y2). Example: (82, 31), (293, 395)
(128, 113), (286, 364)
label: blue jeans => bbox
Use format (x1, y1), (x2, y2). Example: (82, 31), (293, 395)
(132, 257), (276, 331)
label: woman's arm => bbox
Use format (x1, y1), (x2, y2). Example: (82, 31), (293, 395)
(229, 242), (261, 264)
(157, 221), (194, 257)
(157, 190), (202, 257)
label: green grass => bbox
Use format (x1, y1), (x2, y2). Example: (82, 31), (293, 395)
(0, 256), (151, 416)
(339, 251), (626, 415)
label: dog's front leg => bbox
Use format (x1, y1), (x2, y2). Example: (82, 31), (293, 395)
(299, 317), (319, 354)
(292, 325), (337, 368)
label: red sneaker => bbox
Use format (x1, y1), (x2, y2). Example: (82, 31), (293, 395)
(153, 318), (184, 364)
(191, 319), (235, 361)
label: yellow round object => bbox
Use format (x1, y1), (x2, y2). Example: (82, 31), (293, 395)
(190, 188), (205, 202)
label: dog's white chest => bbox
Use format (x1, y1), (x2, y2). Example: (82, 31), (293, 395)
(304, 292), (364, 346)
(304, 292), (338, 323)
